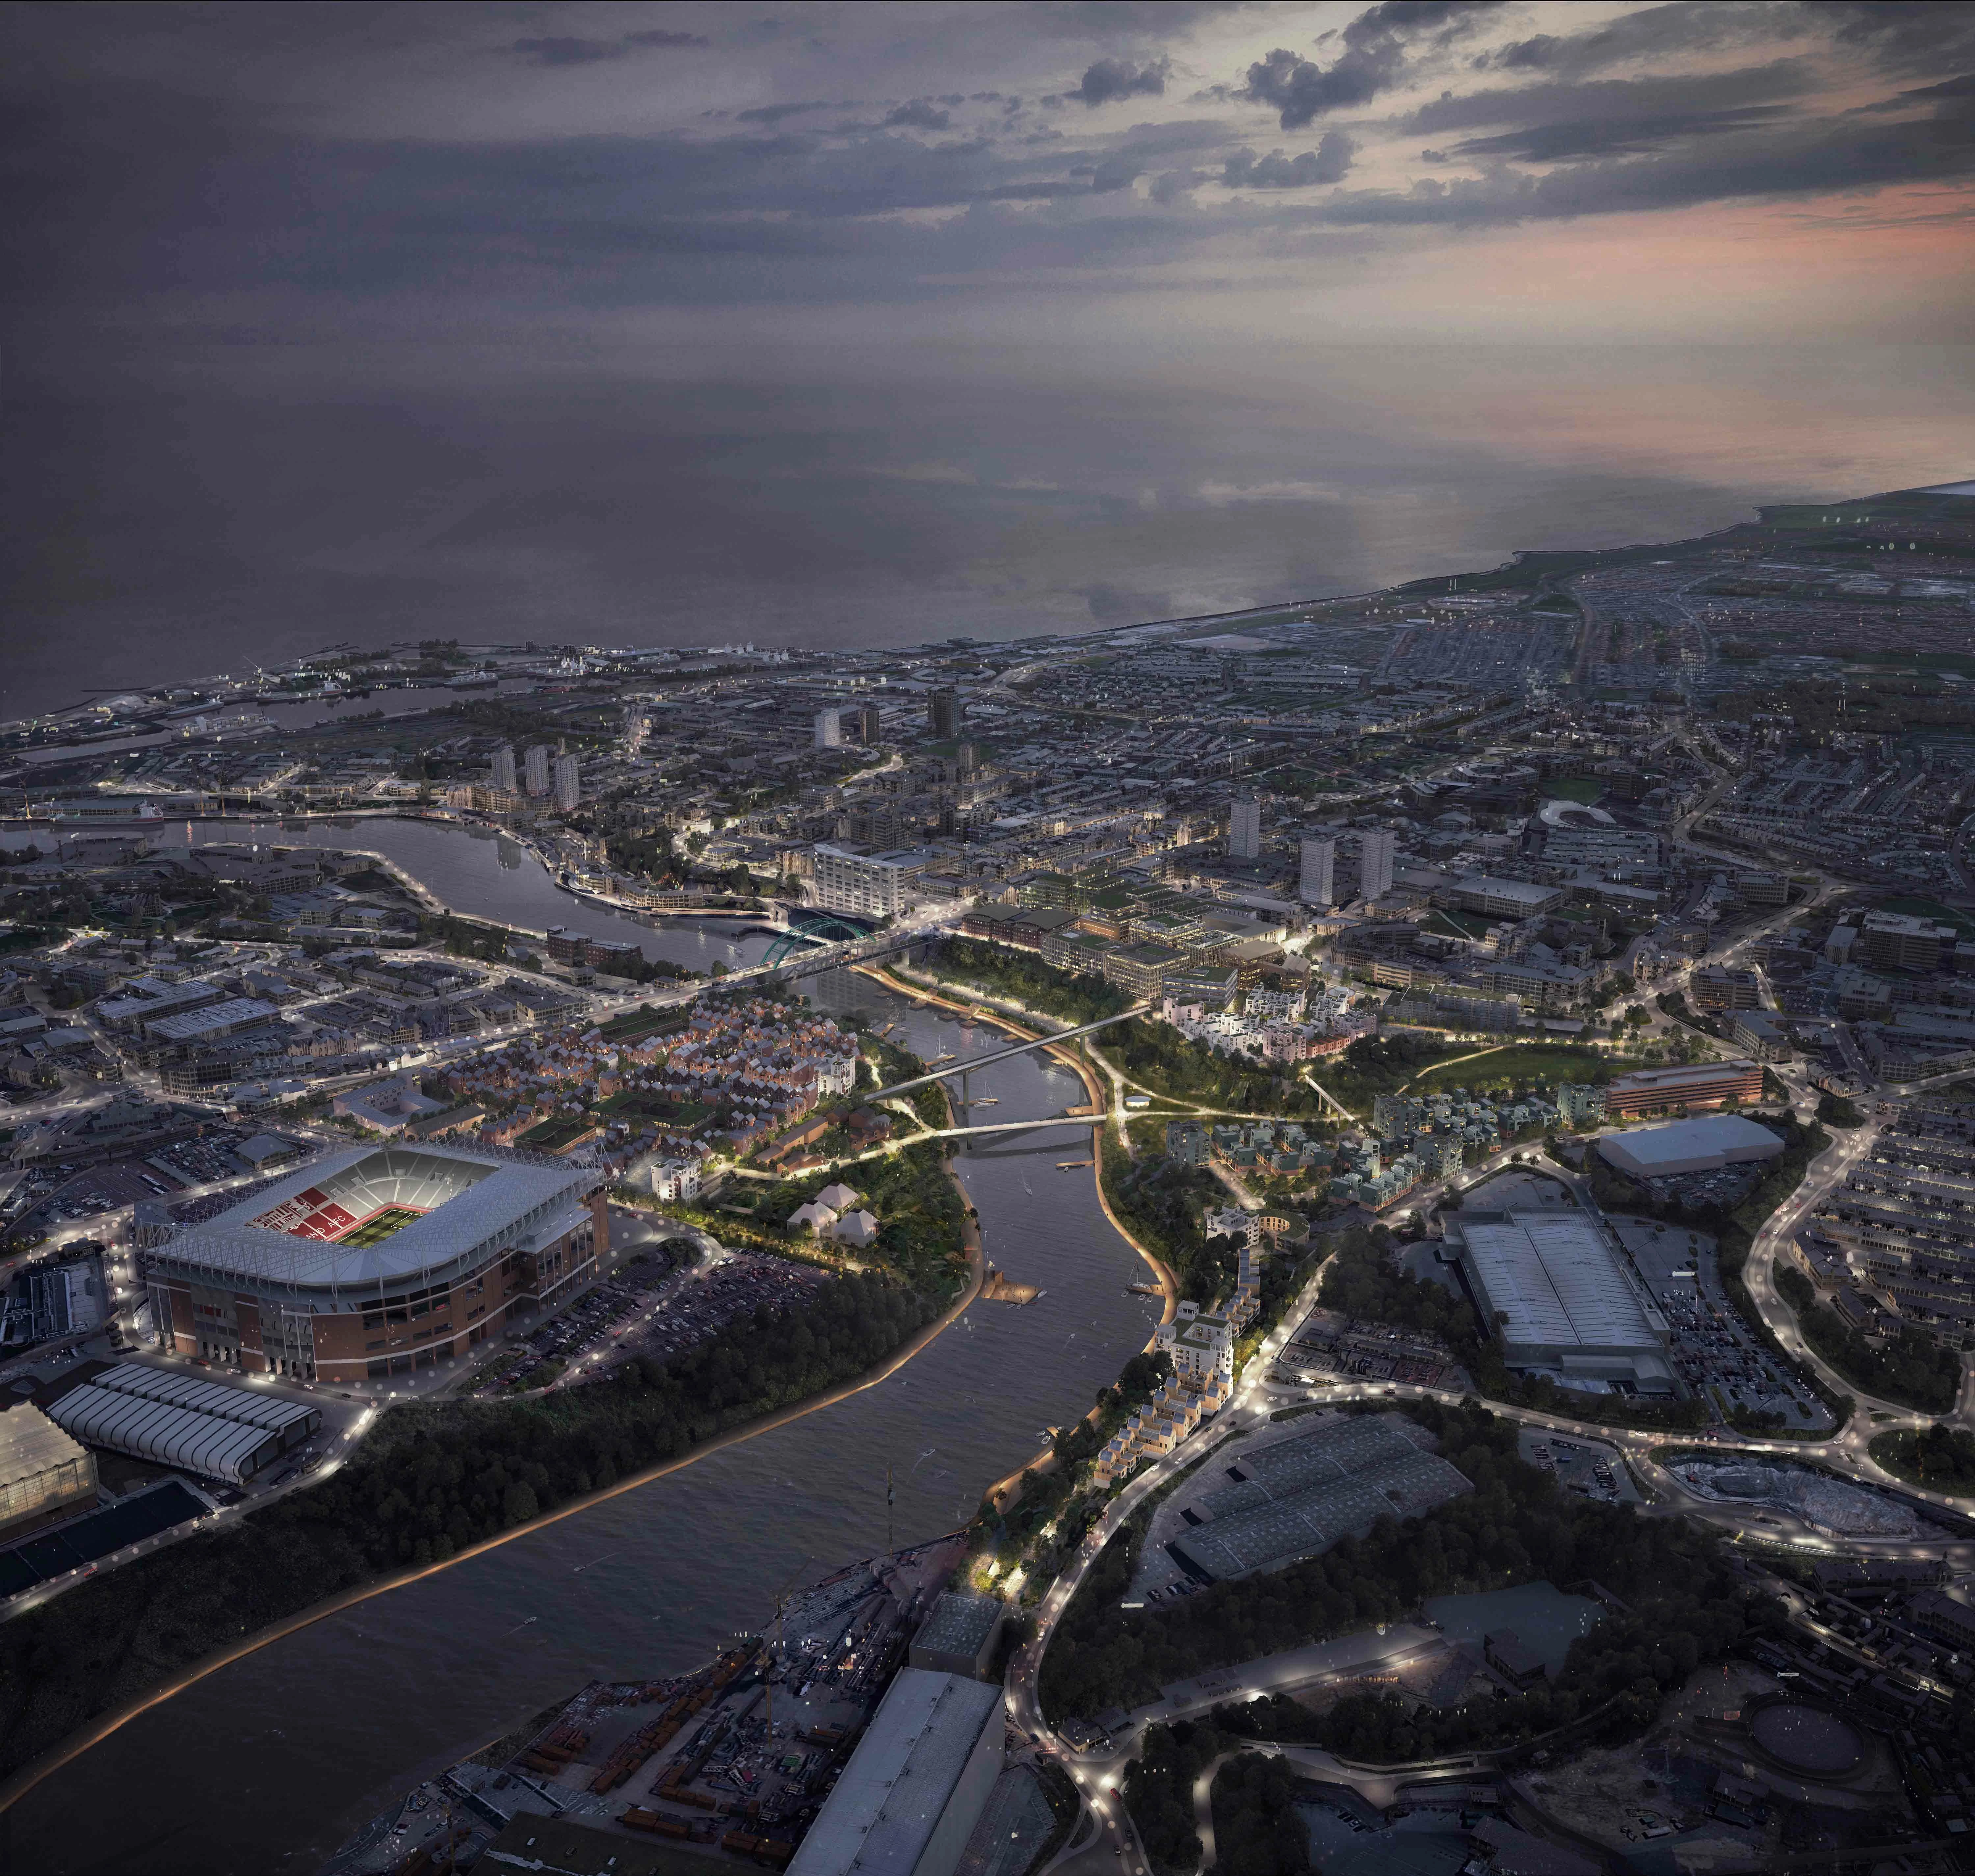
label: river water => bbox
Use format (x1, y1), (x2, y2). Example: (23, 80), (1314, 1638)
(0, 835), (1159, 1873)
(175, 815), (781, 976)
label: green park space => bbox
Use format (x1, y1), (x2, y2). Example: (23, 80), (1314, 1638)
(1407, 1041), (1608, 1093)
(515, 1114), (600, 1153)
(1544, 776), (1607, 804)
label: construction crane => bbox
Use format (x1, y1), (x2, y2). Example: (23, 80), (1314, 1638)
(761, 1557), (809, 1739)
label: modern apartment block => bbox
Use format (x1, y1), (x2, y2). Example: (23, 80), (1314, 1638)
(812, 844), (921, 919)
(1228, 796), (1262, 861)
(1299, 836), (1334, 906)
(1359, 827), (1395, 903)
(489, 744), (517, 794)
(552, 753), (580, 811)
(523, 744), (551, 796)
(1602, 1058), (1764, 1117)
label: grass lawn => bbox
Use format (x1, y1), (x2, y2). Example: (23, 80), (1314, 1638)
(1544, 777), (1607, 805)
(1409, 1042), (1608, 1091)
(598, 1005), (687, 1044)
(516, 1115), (599, 1152)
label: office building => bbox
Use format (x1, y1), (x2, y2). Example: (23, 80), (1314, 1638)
(1691, 966), (1762, 1012)
(1860, 911), (1956, 974)
(1299, 837), (1334, 907)
(489, 745), (517, 795)
(928, 686), (961, 738)
(813, 708), (845, 749)
(523, 745), (551, 797)
(552, 753), (580, 812)
(1448, 876), (1565, 919)
(1443, 1210), (1675, 1392)
(1228, 796), (1262, 861)
(787, 1669), (1002, 1876)
(812, 844), (922, 919)
(1602, 1059), (1764, 1118)
(1359, 828), (1395, 903)
(952, 740), (978, 778)
(854, 700), (883, 743)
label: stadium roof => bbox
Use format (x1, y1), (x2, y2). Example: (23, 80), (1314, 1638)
(151, 1144), (595, 1295)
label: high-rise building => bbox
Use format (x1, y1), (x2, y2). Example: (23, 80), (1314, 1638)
(1228, 796), (1262, 861)
(953, 742), (978, 780)
(928, 687), (961, 738)
(1299, 837), (1334, 906)
(814, 708), (845, 749)
(1359, 827), (1395, 903)
(489, 745), (517, 794)
(552, 754), (581, 812)
(854, 701), (883, 744)
(523, 745), (552, 796)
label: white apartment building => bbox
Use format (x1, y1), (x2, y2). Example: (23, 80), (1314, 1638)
(524, 745), (552, 796)
(1359, 827), (1395, 903)
(812, 844), (922, 919)
(1160, 1301), (1235, 1388)
(552, 753), (581, 812)
(814, 708), (845, 748)
(489, 745), (518, 794)
(1299, 836), (1334, 906)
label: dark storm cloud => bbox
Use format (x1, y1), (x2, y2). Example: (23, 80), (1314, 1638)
(884, 99), (952, 129)
(1436, 104), (1795, 163)
(508, 27), (709, 66)
(1478, 3), (1805, 76)
(1323, 83), (1975, 224)
(1405, 63), (1815, 135)
(1074, 56), (1170, 107)
(1242, 1), (1486, 129)
(1224, 134), (1356, 187)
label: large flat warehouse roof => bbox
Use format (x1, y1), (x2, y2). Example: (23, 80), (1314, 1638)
(1598, 1114), (1785, 1180)
(1451, 1210), (1664, 1358)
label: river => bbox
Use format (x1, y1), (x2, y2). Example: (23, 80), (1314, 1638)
(175, 815), (783, 977)
(0, 835), (1159, 1873)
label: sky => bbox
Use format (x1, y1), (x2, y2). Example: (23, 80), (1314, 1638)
(4, 1), (1973, 717)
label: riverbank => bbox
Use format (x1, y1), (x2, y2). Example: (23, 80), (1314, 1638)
(0, 1251), (985, 1817)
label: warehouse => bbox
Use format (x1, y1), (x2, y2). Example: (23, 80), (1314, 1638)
(91, 1362), (319, 1448)
(787, 1669), (1002, 1876)
(1598, 1115), (1786, 1181)
(1445, 1209), (1676, 1393)
(48, 1385), (282, 1484)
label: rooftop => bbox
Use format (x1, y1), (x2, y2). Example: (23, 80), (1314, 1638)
(786, 1668), (1000, 1876)
(151, 1143), (594, 1293)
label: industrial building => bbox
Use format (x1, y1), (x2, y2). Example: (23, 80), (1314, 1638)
(1597, 1115), (1787, 1181)
(1444, 1209), (1676, 1392)
(140, 1143), (605, 1383)
(0, 1403), (97, 1542)
(1602, 1059), (1763, 1118)
(47, 1363), (319, 1486)
(908, 1591), (1004, 1682)
(786, 1668), (1002, 1876)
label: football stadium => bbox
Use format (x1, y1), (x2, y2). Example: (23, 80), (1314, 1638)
(141, 1143), (606, 1383)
